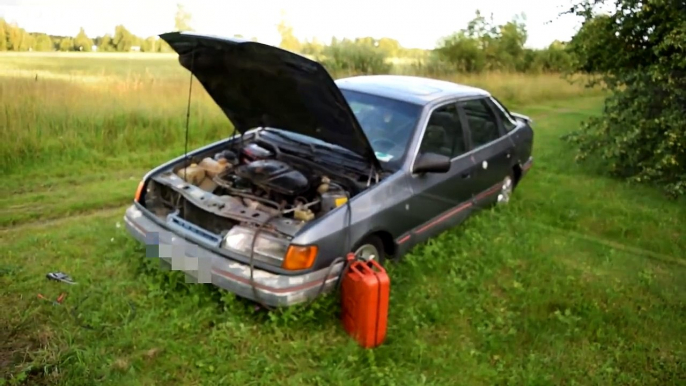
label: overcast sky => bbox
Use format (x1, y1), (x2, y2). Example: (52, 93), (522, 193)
(0, 0), (582, 49)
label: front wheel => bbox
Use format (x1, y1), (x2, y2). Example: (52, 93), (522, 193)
(353, 235), (385, 265)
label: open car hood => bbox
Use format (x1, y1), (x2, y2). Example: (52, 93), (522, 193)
(160, 32), (380, 170)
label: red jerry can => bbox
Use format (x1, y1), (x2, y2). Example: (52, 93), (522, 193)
(340, 258), (390, 348)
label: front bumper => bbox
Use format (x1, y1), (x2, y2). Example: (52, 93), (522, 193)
(123, 205), (343, 307)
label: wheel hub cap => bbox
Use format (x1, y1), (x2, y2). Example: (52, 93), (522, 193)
(497, 176), (513, 204)
(355, 244), (379, 261)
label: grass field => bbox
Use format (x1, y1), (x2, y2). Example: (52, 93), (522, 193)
(1, 54), (685, 385)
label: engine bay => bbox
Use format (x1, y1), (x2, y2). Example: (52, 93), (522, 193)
(142, 138), (369, 239)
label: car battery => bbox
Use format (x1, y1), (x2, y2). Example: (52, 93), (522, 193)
(340, 258), (390, 348)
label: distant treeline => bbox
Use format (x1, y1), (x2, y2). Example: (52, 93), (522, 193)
(0, 10), (575, 74)
(0, 19), (173, 52)
(281, 11), (574, 75)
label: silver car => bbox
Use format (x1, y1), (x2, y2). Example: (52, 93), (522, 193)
(124, 32), (534, 307)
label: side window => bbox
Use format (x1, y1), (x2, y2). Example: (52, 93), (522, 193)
(418, 103), (466, 158)
(460, 98), (501, 148)
(488, 97), (517, 132)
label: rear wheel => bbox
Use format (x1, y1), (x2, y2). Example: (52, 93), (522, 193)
(496, 173), (515, 205)
(353, 235), (385, 265)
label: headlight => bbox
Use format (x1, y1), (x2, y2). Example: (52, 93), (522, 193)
(222, 226), (289, 266)
(134, 180), (144, 202)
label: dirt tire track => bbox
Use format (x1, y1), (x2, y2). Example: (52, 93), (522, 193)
(527, 221), (686, 268)
(0, 205), (127, 236)
(531, 107), (585, 121)
(2, 169), (147, 196)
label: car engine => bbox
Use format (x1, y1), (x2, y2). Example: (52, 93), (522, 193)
(233, 159), (310, 197)
(144, 141), (353, 233)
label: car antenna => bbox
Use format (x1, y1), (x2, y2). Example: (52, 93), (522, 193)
(183, 47), (196, 183)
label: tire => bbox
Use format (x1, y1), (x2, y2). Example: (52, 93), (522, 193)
(353, 235), (385, 265)
(496, 172), (515, 205)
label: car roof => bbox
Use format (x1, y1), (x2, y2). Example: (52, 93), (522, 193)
(335, 75), (490, 105)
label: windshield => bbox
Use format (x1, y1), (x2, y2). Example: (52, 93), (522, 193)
(340, 89), (423, 170)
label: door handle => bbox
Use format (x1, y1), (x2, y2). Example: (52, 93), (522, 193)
(461, 172), (471, 179)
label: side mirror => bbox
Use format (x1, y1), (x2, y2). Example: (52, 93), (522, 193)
(412, 152), (451, 174)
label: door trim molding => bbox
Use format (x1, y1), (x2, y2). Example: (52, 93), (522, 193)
(395, 181), (502, 245)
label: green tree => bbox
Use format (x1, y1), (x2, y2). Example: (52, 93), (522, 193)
(276, 12), (301, 52)
(157, 39), (173, 52)
(74, 27), (93, 51)
(34, 34), (52, 51)
(434, 10), (536, 73)
(6, 22), (23, 50)
(59, 37), (73, 51)
(497, 15), (528, 71)
(141, 36), (158, 52)
(301, 38), (324, 56)
(0, 19), (7, 51)
(320, 38), (390, 75)
(435, 30), (486, 72)
(18, 30), (34, 51)
(434, 10), (501, 72)
(355, 37), (377, 47)
(174, 3), (193, 32)
(97, 34), (115, 51)
(377, 37), (400, 57)
(112, 25), (134, 52)
(535, 41), (573, 73)
(564, 0), (686, 197)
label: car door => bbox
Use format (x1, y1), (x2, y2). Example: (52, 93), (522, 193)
(459, 97), (514, 207)
(404, 101), (478, 244)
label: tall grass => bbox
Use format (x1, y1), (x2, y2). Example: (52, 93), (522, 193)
(0, 54), (603, 173)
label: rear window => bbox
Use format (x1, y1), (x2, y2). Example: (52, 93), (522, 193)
(489, 97), (518, 132)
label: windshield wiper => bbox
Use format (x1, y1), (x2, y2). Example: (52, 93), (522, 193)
(260, 128), (373, 174)
(262, 128), (365, 160)
(311, 142), (364, 160)
(259, 129), (316, 155)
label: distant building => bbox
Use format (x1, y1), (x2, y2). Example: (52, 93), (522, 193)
(131, 46), (141, 52)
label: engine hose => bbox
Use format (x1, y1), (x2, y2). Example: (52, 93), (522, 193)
(300, 190), (357, 308)
(275, 152), (361, 195)
(212, 174), (281, 210)
(249, 211), (281, 311)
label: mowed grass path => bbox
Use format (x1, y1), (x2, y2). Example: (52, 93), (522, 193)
(1, 95), (684, 385)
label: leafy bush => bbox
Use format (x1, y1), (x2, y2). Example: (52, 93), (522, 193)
(432, 11), (575, 74)
(407, 53), (457, 77)
(564, 0), (686, 197)
(319, 39), (391, 76)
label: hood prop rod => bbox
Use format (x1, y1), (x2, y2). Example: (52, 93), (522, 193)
(183, 48), (196, 182)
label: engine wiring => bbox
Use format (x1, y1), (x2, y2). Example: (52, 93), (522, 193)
(255, 135), (365, 196)
(366, 166), (380, 187)
(212, 170), (282, 210)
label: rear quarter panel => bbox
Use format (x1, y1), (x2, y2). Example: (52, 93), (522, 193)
(508, 121), (534, 167)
